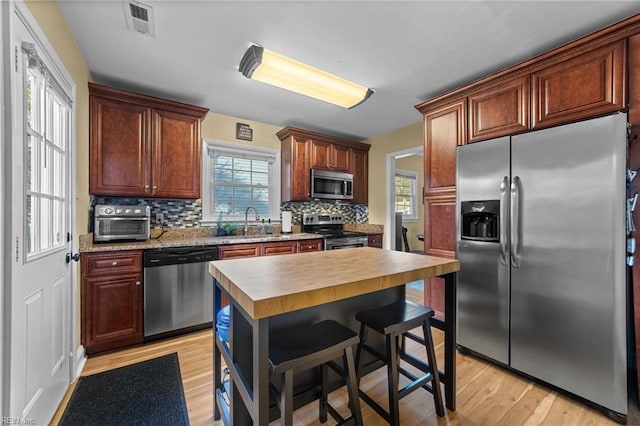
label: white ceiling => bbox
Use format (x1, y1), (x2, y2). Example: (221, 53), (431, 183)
(58, 1), (640, 141)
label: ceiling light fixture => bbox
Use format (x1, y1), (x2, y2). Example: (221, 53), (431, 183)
(239, 44), (373, 109)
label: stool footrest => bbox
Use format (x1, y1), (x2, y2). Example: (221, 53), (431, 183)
(359, 390), (391, 423)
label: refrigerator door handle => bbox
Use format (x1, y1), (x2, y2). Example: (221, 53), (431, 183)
(499, 176), (509, 265)
(511, 176), (521, 268)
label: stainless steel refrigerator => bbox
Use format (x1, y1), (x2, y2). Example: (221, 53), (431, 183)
(456, 113), (627, 419)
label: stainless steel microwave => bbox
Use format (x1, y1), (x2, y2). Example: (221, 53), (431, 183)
(93, 204), (150, 242)
(310, 169), (353, 200)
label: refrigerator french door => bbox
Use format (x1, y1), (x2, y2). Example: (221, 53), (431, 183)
(456, 113), (627, 418)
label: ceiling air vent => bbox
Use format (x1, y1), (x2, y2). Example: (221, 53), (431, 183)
(124, 1), (155, 37)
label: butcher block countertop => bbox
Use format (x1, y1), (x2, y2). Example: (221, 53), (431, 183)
(209, 246), (460, 320)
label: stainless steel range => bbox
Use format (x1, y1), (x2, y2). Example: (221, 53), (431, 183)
(302, 213), (368, 250)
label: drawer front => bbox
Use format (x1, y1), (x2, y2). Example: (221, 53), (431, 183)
(262, 241), (297, 256)
(297, 239), (323, 252)
(218, 244), (261, 259)
(367, 234), (383, 248)
(83, 250), (142, 277)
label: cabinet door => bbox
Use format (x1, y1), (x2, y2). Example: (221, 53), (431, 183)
(89, 96), (151, 196)
(351, 149), (368, 204)
(291, 137), (311, 201)
(423, 99), (465, 321)
(152, 109), (201, 198)
(83, 273), (143, 354)
(310, 140), (332, 170)
(218, 244), (261, 259)
(311, 141), (352, 172)
(262, 241), (297, 256)
(297, 239), (323, 252)
(469, 75), (530, 142)
(424, 99), (466, 191)
(532, 40), (626, 129)
(332, 144), (352, 172)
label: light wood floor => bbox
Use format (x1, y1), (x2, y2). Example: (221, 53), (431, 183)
(51, 289), (633, 425)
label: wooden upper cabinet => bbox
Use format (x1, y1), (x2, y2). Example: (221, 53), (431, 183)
(469, 75), (530, 142)
(89, 96), (151, 196)
(278, 126), (370, 203)
(532, 40), (626, 129)
(351, 148), (369, 204)
(310, 140), (352, 172)
(89, 83), (208, 198)
(152, 109), (202, 198)
(423, 99), (467, 191)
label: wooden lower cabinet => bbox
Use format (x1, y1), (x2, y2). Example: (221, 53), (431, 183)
(82, 250), (143, 354)
(367, 234), (382, 248)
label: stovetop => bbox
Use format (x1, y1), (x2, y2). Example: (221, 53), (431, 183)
(301, 213), (367, 239)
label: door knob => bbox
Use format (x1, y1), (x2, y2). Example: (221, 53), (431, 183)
(66, 252), (81, 263)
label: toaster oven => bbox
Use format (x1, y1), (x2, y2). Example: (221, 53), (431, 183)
(93, 204), (150, 242)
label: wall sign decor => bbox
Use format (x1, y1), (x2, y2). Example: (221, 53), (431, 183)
(236, 123), (253, 141)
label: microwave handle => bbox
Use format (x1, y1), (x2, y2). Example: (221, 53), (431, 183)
(343, 180), (347, 195)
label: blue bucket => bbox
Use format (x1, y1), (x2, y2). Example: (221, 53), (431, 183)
(216, 305), (230, 342)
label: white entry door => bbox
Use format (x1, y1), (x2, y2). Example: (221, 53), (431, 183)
(8, 6), (73, 423)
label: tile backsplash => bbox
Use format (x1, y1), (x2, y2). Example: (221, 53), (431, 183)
(89, 197), (368, 231)
(281, 201), (368, 224)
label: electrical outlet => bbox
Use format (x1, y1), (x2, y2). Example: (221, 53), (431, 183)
(155, 213), (163, 224)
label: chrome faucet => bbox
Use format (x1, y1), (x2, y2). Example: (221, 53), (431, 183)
(244, 206), (259, 235)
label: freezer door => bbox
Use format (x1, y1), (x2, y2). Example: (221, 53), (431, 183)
(456, 136), (510, 364)
(510, 114), (627, 415)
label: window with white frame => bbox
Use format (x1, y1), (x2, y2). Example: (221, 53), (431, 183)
(201, 140), (280, 224)
(395, 169), (417, 221)
(24, 46), (71, 256)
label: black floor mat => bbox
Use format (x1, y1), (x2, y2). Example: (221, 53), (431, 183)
(59, 352), (189, 425)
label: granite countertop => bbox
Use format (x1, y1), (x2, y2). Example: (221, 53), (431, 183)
(79, 229), (323, 253)
(79, 223), (385, 253)
(343, 223), (384, 234)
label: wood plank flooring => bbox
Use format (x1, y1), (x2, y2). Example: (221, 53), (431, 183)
(51, 288), (633, 425)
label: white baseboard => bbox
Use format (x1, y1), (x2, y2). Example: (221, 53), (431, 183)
(74, 345), (86, 379)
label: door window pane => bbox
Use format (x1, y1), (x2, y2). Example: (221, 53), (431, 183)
(23, 60), (69, 257)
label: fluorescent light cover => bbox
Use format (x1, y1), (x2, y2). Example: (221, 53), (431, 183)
(239, 45), (373, 109)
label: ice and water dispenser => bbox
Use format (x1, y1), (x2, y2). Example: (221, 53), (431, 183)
(460, 200), (500, 242)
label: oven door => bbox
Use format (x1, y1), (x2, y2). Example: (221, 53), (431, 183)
(94, 217), (150, 241)
(324, 236), (368, 250)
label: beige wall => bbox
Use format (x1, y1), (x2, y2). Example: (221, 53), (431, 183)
(201, 112), (283, 150)
(365, 122), (423, 248)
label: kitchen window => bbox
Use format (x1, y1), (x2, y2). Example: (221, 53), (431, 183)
(201, 140), (280, 224)
(395, 169), (417, 221)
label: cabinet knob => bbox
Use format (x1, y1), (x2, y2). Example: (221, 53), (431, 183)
(112, 261), (118, 266)
(144, 185), (150, 189)
(136, 281), (141, 286)
(153, 186), (157, 190)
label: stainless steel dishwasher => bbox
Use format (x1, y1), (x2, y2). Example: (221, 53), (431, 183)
(143, 246), (218, 339)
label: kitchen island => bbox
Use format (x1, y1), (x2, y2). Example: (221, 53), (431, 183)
(209, 247), (459, 425)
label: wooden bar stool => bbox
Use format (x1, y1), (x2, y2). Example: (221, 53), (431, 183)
(269, 320), (363, 426)
(355, 300), (444, 425)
